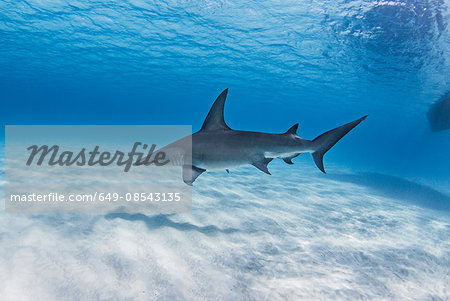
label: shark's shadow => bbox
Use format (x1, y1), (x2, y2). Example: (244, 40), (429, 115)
(105, 213), (239, 235)
(329, 172), (450, 212)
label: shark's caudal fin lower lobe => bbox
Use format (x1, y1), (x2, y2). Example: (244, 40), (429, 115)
(312, 115), (367, 173)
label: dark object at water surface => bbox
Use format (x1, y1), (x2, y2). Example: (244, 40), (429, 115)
(427, 91), (450, 132)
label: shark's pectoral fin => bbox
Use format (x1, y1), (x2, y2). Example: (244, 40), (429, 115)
(251, 158), (273, 175)
(282, 153), (301, 165)
(182, 165), (206, 186)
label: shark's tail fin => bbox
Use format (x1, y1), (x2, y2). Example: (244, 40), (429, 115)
(312, 115), (367, 173)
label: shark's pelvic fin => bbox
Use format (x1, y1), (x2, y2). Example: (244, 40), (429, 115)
(283, 158), (294, 164)
(200, 88), (231, 131)
(285, 123), (299, 135)
(182, 165), (206, 185)
(252, 158), (273, 175)
(282, 153), (301, 164)
(312, 115), (367, 173)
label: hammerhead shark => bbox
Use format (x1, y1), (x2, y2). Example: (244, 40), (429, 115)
(159, 89), (367, 185)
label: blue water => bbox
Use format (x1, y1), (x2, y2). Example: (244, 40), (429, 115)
(0, 0), (449, 300)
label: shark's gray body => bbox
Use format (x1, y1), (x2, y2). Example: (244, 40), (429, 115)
(159, 89), (367, 185)
(191, 129), (314, 171)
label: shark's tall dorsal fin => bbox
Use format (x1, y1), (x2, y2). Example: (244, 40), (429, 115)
(285, 123), (299, 135)
(200, 88), (231, 131)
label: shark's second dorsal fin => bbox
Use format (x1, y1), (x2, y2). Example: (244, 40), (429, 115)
(285, 123), (299, 135)
(200, 88), (231, 131)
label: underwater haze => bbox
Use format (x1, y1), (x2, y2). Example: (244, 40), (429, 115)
(0, 0), (449, 300)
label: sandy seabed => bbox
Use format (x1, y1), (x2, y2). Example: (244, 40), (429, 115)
(0, 161), (449, 300)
